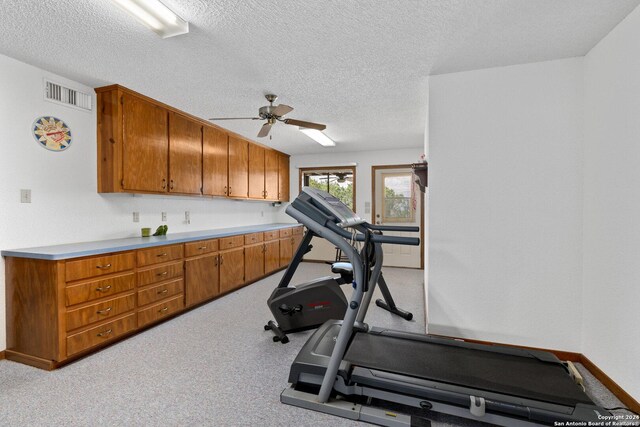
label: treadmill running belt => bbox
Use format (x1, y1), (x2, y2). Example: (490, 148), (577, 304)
(344, 333), (593, 408)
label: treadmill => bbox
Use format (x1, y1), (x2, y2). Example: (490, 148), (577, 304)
(281, 187), (610, 426)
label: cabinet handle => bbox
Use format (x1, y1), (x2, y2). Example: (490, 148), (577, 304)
(224, 186), (228, 196)
(96, 263), (112, 270)
(97, 329), (113, 338)
(170, 179), (174, 190)
(157, 271), (168, 277)
(157, 253), (167, 257)
(228, 186), (232, 196)
(157, 289), (169, 295)
(97, 307), (112, 315)
(96, 285), (112, 292)
(198, 246), (207, 250)
(220, 255), (224, 265)
(158, 307), (169, 313)
(162, 178), (167, 189)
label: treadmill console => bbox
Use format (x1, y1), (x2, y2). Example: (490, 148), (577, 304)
(301, 186), (364, 228)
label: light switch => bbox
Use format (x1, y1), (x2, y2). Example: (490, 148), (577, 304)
(364, 201), (371, 214)
(20, 189), (31, 203)
(133, 212), (140, 223)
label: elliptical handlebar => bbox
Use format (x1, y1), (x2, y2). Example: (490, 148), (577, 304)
(326, 222), (420, 246)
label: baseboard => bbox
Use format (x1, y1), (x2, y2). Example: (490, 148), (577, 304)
(0, 350), (5, 360)
(580, 354), (640, 414)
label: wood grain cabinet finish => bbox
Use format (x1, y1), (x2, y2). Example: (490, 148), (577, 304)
(248, 144), (266, 199)
(169, 112), (203, 195)
(185, 253), (220, 307)
(264, 239), (280, 274)
(278, 153), (290, 202)
(264, 150), (279, 201)
(203, 125), (228, 196)
(122, 93), (169, 193)
(4, 227), (296, 369)
(219, 247), (245, 294)
(228, 136), (249, 198)
(96, 85), (290, 201)
(245, 243), (265, 283)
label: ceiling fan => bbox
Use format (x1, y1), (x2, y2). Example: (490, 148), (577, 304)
(319, 172), (353, 184)
(208, 94), (327, 139)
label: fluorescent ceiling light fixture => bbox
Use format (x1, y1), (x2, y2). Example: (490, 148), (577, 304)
(299, 128), (336, 147)
(111, 0), (189, 38)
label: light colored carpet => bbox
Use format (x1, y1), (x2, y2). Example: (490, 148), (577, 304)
(0, 263), (629, 426)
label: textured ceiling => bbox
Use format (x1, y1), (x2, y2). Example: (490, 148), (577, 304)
(1, 0), (638, 154)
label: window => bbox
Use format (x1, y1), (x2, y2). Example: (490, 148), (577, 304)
(300, 167), (356, 211)
(382, 172), (415, 222)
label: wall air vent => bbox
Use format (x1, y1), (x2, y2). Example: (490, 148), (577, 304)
(44, 79), (92, 112)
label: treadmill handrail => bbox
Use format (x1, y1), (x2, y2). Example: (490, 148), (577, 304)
(365, 223), (420, 233)
(327, 222), (420, 246)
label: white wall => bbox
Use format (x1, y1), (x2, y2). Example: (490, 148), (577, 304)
(582, 5), (640, 400)
(428, 58), (585, 350)
(0, 54), (286, 350)
(284, 148), (423, 260)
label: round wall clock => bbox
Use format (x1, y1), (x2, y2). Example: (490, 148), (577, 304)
(32, 116), (72, 151)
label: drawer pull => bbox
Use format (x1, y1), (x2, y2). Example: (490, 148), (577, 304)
(157, 289), (169, 295)
(97, 329), (113, 338)
(157, 253), (168, 257)
(157, 271), (168, 277)
(198, 246), (207, 250)
(96, 285), (112, 292)
(158, 307), (169, 313)
(96, 307), (112, 315)
(96, 263), (112, 270)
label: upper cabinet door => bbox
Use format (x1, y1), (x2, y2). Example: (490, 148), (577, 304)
(203, 126), (228, 197)
(264, 150), (279, 201)
(169, 112), (202, 195)
(278, 153), (290, 202)
(228, 136), (249, 198)
(122, 94), (168, 192)
(248, 144), (265, 199)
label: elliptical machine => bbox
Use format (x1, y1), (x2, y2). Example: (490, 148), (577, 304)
(264, 210), (418, 343)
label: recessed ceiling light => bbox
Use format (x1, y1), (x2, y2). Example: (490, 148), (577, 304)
(111, 0), (189, 38)
(299, 128), (336, 147)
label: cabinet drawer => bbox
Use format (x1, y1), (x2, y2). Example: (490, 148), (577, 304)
(137, 261), (183, 287)
(66, 313), (137, 357)
(66, 293), (135, 332)
(293, 226), (303, 235)
(263, 230), (279, 241)
(138, 295), (184, 328)
(219, 235), (244, 249)
(138, 278), (184, 307)
(136, 244), (183, 267)
(184, 239), (218, 258)
(244, 232), (263, 245)
(65, 273), (135, 306)
(279, 228), (293, 238)
(65, 252), (135, 282)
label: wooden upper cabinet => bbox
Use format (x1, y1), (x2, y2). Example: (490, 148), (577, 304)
(278, 153), (290, 201)
(169, 112), (202, 195)
(264, 150), (279, 201)
(228, 136), (249, 198)
(203, 126), (228, 196)
(248, 144), (266, 199)
(122, 93), (168, 192)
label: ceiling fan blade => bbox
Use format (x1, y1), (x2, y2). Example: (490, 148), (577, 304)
(257, 122), (272, 138)
(208, 117), (261, 121)
(272, 104), (293, 117)
(283, 118), (326, 131)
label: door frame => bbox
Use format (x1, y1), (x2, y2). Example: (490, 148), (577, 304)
(371, 164), (424, 269)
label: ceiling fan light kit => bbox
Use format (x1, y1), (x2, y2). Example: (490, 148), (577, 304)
(111, 0), (189, 38)
(299, 128), (335, 147)
(209, 94), (328, 142)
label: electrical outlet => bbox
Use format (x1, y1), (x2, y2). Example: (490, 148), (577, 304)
(261, 210), (264, 217)
(161, 212), (167, 222)
(185, 211), (190, 224)
(133, 212), (140, 223)
(365, 201), (371, 214)
(20, 189), (31, 203)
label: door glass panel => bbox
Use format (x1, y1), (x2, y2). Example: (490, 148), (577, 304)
(382, 173), (415, 223)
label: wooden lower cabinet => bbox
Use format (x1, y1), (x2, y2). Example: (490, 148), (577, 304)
(245, 243), (265, 283)
(185, 253), (220, 307)
(219, 247), (245, 293)
(264, 240), (280, 274)
(4, 227), (297, 369)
